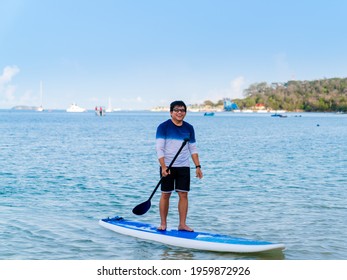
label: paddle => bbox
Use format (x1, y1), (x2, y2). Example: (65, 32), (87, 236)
(132, 138), (189, 215)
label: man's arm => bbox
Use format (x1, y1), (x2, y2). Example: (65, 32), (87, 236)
(158, 157), (170, 177)
(192, 153), (203, 179)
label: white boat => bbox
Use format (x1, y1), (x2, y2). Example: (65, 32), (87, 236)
(66, 103), (87, 113)
(36, 106), (44, 112)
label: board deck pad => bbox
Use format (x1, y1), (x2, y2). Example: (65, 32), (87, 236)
(99, 216), (285, 253)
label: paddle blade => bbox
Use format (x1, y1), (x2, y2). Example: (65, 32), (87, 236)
(132, 200), (151, 215)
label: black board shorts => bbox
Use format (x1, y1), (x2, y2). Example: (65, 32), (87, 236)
(160, 167), (190, 193)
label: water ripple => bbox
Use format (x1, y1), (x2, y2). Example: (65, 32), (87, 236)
(1, 111), (346, 259)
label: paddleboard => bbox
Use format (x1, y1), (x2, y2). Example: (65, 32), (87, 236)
(99, 216), (285, 253)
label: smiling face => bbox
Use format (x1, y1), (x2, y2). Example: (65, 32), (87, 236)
(170, 105), (186, 126)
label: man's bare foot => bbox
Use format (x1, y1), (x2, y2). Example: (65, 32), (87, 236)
(178, 225), (194, 232)
(157, 225), (167, 231)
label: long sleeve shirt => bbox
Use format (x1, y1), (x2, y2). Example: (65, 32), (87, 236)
(155, 119), (198, 167)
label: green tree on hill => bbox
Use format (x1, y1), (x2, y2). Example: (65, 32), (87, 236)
(201, 77), (347, 112)
(237, 77), (347, 112)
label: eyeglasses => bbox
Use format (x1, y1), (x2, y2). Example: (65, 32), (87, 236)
(172, 108), (186, 113)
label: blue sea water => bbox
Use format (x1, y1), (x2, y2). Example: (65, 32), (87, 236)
(0, 110), (346, 260)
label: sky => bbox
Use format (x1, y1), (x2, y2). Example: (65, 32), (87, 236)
(1, 0), (347, 110)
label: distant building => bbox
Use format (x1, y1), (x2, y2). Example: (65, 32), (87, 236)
(254, 103), (266, 110)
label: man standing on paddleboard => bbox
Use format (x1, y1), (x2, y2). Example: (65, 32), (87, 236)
(156, 100), (203, 232)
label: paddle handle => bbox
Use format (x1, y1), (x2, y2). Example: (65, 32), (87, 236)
(148, 138), (189, 201)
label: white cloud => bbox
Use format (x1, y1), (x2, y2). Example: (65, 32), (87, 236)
(3, 85), (17, 102)
(0, 65), (20, 105)
(18, 90), (35, 105)
(230, 76), (246, 99)
(0, 65), (20, 86)
(203, 76), (247, 103)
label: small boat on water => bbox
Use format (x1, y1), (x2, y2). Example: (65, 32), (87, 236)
(36, 105), (44, 112)
(95, 106), (106, 116)
(271, 113), (287, 118)
(204, 112), (215, 116)
(66, 103), (87, 113)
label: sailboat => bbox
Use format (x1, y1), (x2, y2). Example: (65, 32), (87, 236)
(36, 81), (44, 112)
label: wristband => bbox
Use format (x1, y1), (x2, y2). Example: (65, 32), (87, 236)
(195, 165), (201, 169)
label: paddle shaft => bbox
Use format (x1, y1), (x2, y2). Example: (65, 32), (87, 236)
(132, 138), (189, 215)
(148, 138), (189, 201)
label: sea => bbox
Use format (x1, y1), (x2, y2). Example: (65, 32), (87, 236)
(0, 110), (346, 260)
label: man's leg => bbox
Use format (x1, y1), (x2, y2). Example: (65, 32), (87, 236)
(158, 192), (171, 230)
(178, 191), (193, 232)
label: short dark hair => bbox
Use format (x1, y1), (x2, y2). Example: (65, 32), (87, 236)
(170, 100), (187, 112)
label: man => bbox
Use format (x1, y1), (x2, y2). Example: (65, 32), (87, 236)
(155, 100), (203, 232)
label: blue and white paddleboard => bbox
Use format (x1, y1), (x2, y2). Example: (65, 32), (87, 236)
(99, 216), (285, 253)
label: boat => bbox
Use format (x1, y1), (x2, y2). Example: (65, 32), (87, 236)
(271, 113), (287, 118)
(99, 216), (285, 253)
(204, 112), (215, 116)
(36, 105), (44, 112)
(66, 103), (87, 113)
(95, 106), (106, 116)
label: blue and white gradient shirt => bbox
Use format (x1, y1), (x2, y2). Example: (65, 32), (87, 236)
(156, 119), (198, 167)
